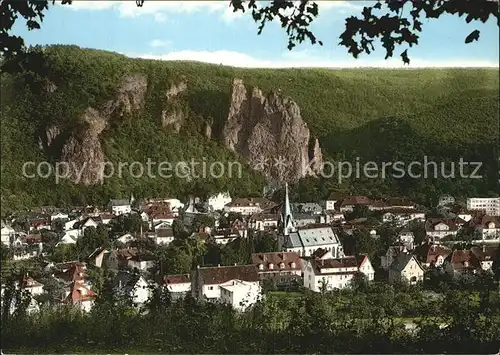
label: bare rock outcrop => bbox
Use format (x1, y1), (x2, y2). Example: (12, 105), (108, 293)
(56, 75), (148, 185)
(222, 78), (323, 183)
(161, 81), (188, 133)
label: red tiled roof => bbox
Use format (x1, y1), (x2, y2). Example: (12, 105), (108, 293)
(196, 265), (260, 284)
(64, 281), (96, 304)
(313, 257), (358, 270)
(340, 196), (371, 206)
(471, 245), (499, 261)
(415, 243), (452, 264)
(251, 252), (302, 271)
(445, 250), (481, 271)
(425, 218), (459, 232)
(163, 274), (191, 284)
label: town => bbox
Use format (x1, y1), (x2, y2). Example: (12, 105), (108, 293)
(1, 187), (499, 314)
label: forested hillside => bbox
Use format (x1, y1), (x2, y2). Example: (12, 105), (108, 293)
(1, 45), (498, 213)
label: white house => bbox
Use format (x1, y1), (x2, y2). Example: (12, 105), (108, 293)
(414, 243), (451, 268)
(388, 253), (424, 285)
(325, 192), (342, 211)
(438, 195), (455, 206)
(56, 229), (81, 245)
(467, 197), (500, 216)
(63, 281), (96, 312)
(109, 199), (132, 216)
(248, 214), (279, 231)
(357, 254), (375, 281)
(212, 231), (239, 245)
(475, 215), (500, 240)
(382, 210), (425, 226)
(154, 227), (175, 245)
(219, 280), (262, 312)
(99, 213), (114, 225)
(151, 213), (175, 226)
(127, 254), (156, 272)
(114, 272), (151, 306)
(51, 212), (69, 221)
(224, 198), (275, 216)
(192, 265), (261, 310)
(398, 229), (415, 250)
(117, 233), (136, 244)
(471, 245), (498, 271)
(153, 198), (184, 216)
(18, 277), (45, 296)
(425, 218), (458, 241)
(163, 274), (191, 300)
(303, 256), (372, 292)
(64, 218), (79, 231)
(208, 192), (232, 212)
(1, 224), (15, 246)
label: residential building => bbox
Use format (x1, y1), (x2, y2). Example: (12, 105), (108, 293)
(155, 226), (175, 245)
(382, 209), (425, 226)
(398, 229), (415, 250)
(303, 255), (374, 292)
(162, 274), (191, 300)
(470, 245), (498, 271)
(251, 252), (302, 286)
(293, 203), (323, 215)
(438, 195), (455, 206)
(414, 243), (451, 268)
(50, 212), (69, 221)
(220, 280), (262, 312)
(1, 224), (15, 246)
(467, 197), (500, 216)
(294, 214), (318, 228)
(56, 229), (81, 245)
(109, 199), (132, 215)
(443, 250), (481, 279)
(212, 230), (239, 245)
(18, 276), (44, 296)
(63, 281), (96, 312)
(113, 271), (151, 306)
(381, 245), (407, 270)
(224, 197), (276, 216)
(388, 253), (424, 285)
(474, 215), (500, 240)
(338, 196), (371, 213)
(425, 218), (459, 241)
(192, 264), (261, 310)
(325, 192), (343, 211)
(248, 213), (279, 231)
(208, 192), (232, 211)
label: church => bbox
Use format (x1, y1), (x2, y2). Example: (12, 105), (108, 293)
(278, 183), (344, 258)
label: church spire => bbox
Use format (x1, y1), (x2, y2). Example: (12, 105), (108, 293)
(283, 182), (296, 236)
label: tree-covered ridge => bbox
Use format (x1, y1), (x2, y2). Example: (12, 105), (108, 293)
(1, 45), (498, 213)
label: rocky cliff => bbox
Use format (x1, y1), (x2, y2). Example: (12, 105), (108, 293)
(38, 75), (322, 185)
(222, 78), (323, 183)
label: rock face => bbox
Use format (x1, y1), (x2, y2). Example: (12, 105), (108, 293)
(161, 81), (188, 133)
(43, 75), (149, 185)
(222, 78), (323, 183)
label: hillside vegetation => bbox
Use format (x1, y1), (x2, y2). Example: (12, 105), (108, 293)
(1, 45), (498, 213)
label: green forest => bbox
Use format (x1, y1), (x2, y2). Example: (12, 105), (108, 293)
(1, 45), (498, 214)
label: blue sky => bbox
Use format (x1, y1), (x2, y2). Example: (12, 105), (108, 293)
(12, 1), (499, 67)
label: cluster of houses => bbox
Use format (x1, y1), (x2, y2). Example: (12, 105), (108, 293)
(1, 188), (498, 313)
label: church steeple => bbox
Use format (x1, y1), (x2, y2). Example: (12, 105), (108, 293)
(282, 182), (296, 236)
